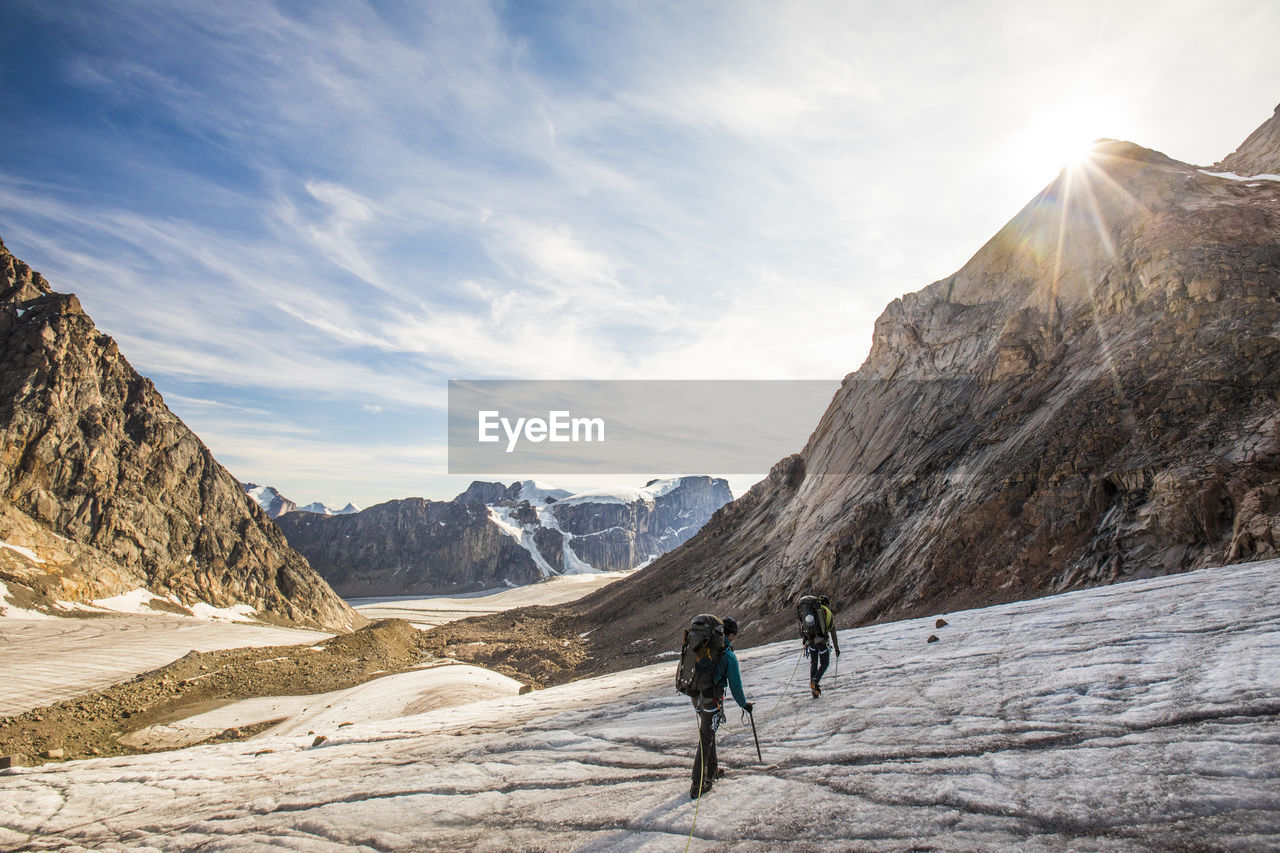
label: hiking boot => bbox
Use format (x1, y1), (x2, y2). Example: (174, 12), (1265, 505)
(810, 680), (821, 698)
(690, 779), (713, 799)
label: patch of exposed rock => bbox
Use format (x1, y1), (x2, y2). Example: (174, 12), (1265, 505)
(0, 619), (430, 764)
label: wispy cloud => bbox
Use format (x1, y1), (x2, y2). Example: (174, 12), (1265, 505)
(2, 0), (1278, 503)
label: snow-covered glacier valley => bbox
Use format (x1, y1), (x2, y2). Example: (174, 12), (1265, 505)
(2, 559), (1277, 851)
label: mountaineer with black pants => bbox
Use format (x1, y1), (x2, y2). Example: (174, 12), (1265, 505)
(804, 595), (840, 698)
(691, 617), (752, 798)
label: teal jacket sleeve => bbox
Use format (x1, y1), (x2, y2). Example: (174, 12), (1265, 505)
(720, 646), (749, 709)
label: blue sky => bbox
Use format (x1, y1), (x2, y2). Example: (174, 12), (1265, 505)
(1, 1), (1277, 508)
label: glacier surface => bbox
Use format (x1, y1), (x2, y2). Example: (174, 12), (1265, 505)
(2, 560), (1277, 850)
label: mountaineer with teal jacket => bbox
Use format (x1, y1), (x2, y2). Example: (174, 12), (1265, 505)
(687, 616), (752, 798)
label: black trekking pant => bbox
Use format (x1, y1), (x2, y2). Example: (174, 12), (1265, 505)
(809, 645), (830, 685)
(693, 707), (719, 789)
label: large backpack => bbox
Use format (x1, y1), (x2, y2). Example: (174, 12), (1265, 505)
(676, 614), (726, 698)
(797, 595), (828, 646)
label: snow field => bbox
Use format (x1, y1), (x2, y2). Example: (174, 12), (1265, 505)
(350, 571), (632, 628)
(1, 559), (1277, 850)
(0, 618), (332, 716)
(121, 663), (526, 751)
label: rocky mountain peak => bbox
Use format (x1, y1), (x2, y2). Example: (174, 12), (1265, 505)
(862, 137), (1275, 383)
(453, 480), (521, 505)
(0, 237), (53, 303)
(553, 108), (1280, 668)
(1215, 102), (1280, 176)
(0, 237), (362, 632)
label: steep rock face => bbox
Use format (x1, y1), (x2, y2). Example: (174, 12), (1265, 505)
(547, 477), (735, 572)
(1216, 102), (1280, 176)
(274, 497), (542, 596)
(0, 238), (362, 631)
(567, 125), (1280, 664)
(277, 476), (732, 596)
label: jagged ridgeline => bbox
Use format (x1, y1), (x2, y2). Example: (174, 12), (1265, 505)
(560, 106), (1280, 665)
(275, 477), (733, 597)
(0, 239), (362, 631)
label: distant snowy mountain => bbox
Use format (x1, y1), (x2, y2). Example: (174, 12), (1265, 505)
(275, 476), (732, 597)
(296, 501), (361, 516)
(241, 484), (296, 519)
(242, 484), (359, 519)
(512, 480), (573, 504)
(491, 476), (733, 577)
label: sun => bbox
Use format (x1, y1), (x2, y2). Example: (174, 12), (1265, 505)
(1060, 137), (1101, 170)
(1005, 108), (1115, 187)
(1033, 122), (1105, 174)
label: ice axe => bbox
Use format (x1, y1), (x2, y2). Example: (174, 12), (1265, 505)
(748, 708), (762, 762)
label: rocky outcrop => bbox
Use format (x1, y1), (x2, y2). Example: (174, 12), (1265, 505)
(274, 497), (544, 596)
(0, 237), (362, 631)
(560, 116), (1280, 667)
(1216, 102), (1280, 176)
(276, 476), (733, 596)
(453, 481), (521, 506)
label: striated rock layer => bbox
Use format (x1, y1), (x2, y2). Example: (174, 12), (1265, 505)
(559, 116), (1280, 669)
(0, 238), (362, 631)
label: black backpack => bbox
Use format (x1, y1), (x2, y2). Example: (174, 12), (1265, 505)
(797, 595), (827, 645)
(676, 614), (725, 697)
